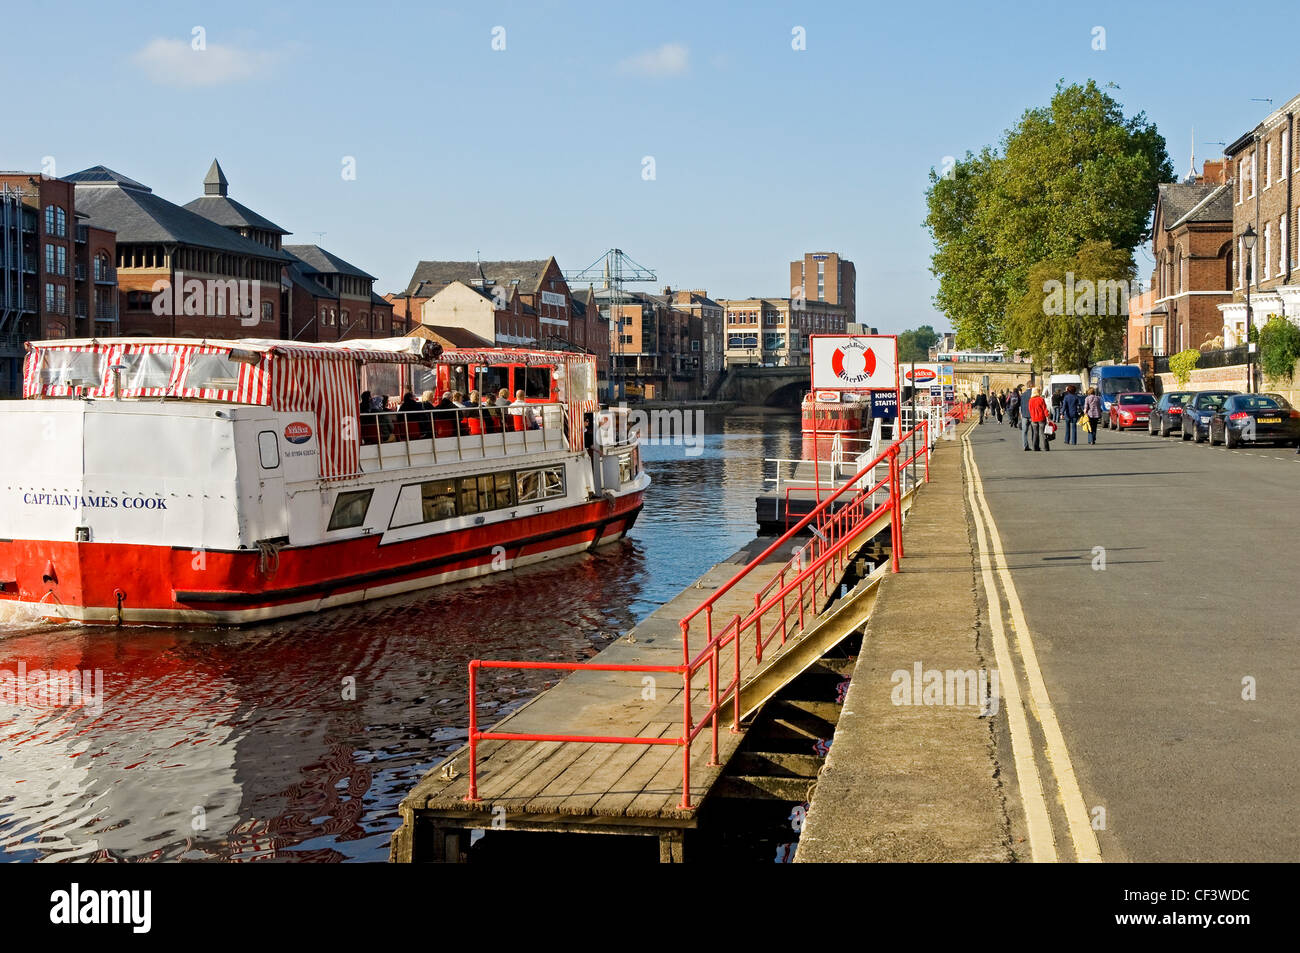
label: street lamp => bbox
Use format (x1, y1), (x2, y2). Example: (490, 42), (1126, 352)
(1242, 224), (1257, 393)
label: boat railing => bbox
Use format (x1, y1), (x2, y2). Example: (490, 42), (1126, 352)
(358, 402), (567, 471)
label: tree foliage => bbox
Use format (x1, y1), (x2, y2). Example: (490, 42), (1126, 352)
(1004, 240), (1133, 372)
(1259, 314), (1300, 382)
(898, 324), (939, 362)
(925, 80), (1172, 360)
(1168, 348), (1200, 387)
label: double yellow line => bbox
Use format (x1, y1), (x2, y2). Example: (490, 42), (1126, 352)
(960, 428), (1102, 863)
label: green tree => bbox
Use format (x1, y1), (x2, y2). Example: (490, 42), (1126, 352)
(1259, 314), (1300, 382)
(898, 324), (940, 362)
(1004, 241), (1133, 372)
(925, 80), (1172, 358)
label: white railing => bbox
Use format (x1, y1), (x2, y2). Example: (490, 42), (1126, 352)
(359, 402), (567, 471)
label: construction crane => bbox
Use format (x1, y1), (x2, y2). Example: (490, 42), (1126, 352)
(563, 248), (656, 401)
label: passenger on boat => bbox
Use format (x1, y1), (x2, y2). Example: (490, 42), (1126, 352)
(399, 392), (426, 440)
(464, 390), (485, 436)
(509, 389), (536, 431)
(359, 391), (380, 445)
(433, 395), (458, 438)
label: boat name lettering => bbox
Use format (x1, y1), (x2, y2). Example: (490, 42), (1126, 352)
(21, 492), (167, 510)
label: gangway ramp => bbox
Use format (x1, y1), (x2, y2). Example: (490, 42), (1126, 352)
(391, 415), (958, 862)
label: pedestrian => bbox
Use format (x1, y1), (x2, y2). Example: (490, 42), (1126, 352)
(993, 391), (1004, 423)
(1016, 388), (1031, 448)
(1083, 387), (1103, 444)
(974, 390), (989, 424)
(1026, 386), (1049, 451)
(1060, 384), (1082, 445)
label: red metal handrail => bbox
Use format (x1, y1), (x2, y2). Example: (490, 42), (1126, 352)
(461, 407), (966, 808)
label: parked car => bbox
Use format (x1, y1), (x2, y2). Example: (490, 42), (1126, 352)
(1208, 394), (1300, 448)
(1148, 391), (1194, 436)
(1108, 392), (1155, 430)
(1180, 390), (1239, 442)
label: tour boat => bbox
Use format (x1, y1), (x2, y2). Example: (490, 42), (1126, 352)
(0, 337), (649, 625)
(800, 390), (875, 460)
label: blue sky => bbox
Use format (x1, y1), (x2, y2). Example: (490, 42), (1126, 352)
(4, 0), (1299, 334)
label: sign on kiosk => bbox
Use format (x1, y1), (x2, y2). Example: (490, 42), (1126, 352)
(810, 335), (899, 392)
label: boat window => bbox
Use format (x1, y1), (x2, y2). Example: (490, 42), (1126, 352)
(121, 351), (175, 389)
(327, 489), (373, 531)
(494, 471), (515, 507)
(257, 431), (280, 469)
(476, 365), (510, 397)
(420, 479), (458, 522)
(516, 466), (565, 503)
(185, 354), (241, 391)
(458, 477), (481, 515)
(524, 367), (552, 399)
(38, 350), (103, 388)
(619, 452), (634, 484)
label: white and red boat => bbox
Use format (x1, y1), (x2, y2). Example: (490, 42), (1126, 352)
(0, 337), (649, 625)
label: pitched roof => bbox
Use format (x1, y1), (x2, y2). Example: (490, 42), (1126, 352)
(1157, 182), (1231, 230)
(1168, 184), (1232, 229)
(285, 260), (337, 299)
(404, 259), (551, 296)
(184, 195), (290, 234)
(284, 244), (376, 281)
(414, 324), (496, 349)
(66, 166), (292, 261)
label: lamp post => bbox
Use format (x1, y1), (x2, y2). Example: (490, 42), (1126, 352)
(1242, 224), (1257, 393)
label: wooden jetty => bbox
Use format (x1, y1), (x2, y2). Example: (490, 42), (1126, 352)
(391, 469), (922, 862)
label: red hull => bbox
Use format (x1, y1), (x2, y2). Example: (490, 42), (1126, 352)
(0, 492), (644, 625)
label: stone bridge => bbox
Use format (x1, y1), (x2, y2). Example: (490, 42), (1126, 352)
(716, 361), (1038, 407)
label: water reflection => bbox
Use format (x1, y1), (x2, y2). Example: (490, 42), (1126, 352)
(0, 411), (798, 861)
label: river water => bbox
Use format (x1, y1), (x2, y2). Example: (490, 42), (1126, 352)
(0, 410), (799, 862)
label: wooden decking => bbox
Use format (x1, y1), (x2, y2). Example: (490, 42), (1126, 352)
(391, 488), (915, 863)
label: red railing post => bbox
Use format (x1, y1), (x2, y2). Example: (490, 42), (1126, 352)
(709, 640), (719, 765)
(465, 660), (481, 802)
(680, 665), (693, 810)
(779, 568), (788, 644)
(732, 614), (742, 731)
(889, 446), (902, 573)
(923, 418), (930, 482)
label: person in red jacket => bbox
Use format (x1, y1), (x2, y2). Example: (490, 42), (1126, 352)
(1026, 386), (1050, 451)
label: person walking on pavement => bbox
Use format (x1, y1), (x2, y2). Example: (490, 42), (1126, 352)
(1027, 386), (1049, 451)
(992, 391), (1004, 423)
(974, 390), (989, 424)
(1019, 387), (1033, 449)
(1060, 384), (1082, 445)
(1083, 387), (1103, 445)
(1008, 386), (1022, 429)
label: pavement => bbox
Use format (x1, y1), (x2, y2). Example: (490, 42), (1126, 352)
(798, 415), (1300, 862)
(796, 429), (1013, 862)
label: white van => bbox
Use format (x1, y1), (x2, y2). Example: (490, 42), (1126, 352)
(1046, 373), (1083, 416)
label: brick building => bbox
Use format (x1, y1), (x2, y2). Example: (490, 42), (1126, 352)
(1131, 164), (1232, 361)
(598, 288), (699, 400)
(790, 251), (856, 325)
(282, 245), (394, 342)
(404, 257), (608, 372)
(65, 166), (290, 337)
(0, 173), (119, 396)
(668, 289), (723, 391)
(1220, 93), (1300, 343)
(720, 295), (847, 368)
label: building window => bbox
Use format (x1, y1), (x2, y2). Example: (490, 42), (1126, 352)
(94, 252), (111, 281)
(1286, 130), (1293, 177)
(262, 300), (273, 323)
(1266, 140), (1274, 188)
(1237, 238), (1243, 287)
(1264, 226), (1272, 280)
(1237, 160), (1244, 203)
(341, 309), (350, 327)
(44, 205), (66, 237)
(1250, 151), (1257, 198)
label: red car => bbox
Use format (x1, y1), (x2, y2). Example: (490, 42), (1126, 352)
(1108, 392), (1155, 430)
